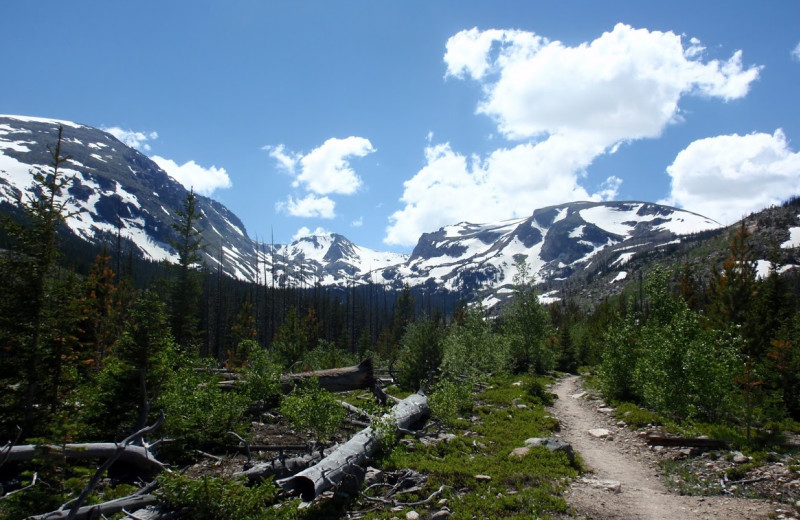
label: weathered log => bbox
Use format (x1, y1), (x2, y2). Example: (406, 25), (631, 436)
(645, 436), (727, 449)
(233, 448), (333, 481)
(217, 358), (377, 395)
(277, 392), (429, 502)
(27, 494), (157, 520)
(1, 443), (165, 472)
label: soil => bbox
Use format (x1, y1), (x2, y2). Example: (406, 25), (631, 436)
(549, 375), (797, 520)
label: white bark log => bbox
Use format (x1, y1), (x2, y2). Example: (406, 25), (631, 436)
(276, 392), (429, 501)
(2, 443), (164, 472)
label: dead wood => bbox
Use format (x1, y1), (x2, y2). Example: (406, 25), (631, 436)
(277, 392), (429, 502)
(27, 494), (158, 520)
(233, 448), (333, 481)
(216, 358), (379, 396)
(2, 443), (165, 472)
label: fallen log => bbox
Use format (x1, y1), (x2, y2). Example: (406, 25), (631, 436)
(645, 436), (727, 449)
(233, 448), (333, 481)
(1, 443), (165, 472)
(27, 493), (157, 520)
(277, 392), (429, 502)
(3, 443), (164, 473)
(217, 358), (377, 395)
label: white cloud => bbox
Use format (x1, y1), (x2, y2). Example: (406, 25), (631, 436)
(445, 23), (761, 143)
(385, 140), (617, 246)
(793, 41), (800, 61)
(662, 130), (800, 225)
(269, 137), (376, 195)
(103, 126), (159, 152)
(276, 194), (336, 219)
(265, 144), (299, 174)
(351, 216), (364, 227)
(384, 24), (763, 246)
(292, 226), (330, 241)
(151, 155), (232, 196)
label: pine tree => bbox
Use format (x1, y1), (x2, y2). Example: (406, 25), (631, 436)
(168, 190), (205, 353)
(0, 126), (78, 437)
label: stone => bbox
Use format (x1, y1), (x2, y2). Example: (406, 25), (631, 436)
(521, 437), (576, 465)
(583, 478), (622, 493)
(475, 474), (492, 482)
(431, 511), (451, 519)
(732, 451), (749, 464)
(588, 428), (611, 438)
(406, 511), (420, 520)
(598, 407), (615, 413)
(509, 446), (531, 458)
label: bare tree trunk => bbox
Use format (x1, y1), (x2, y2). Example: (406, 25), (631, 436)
(277, 392), (429, 502)
(217, 358), (378, 395)
(1, 443), (165, 472)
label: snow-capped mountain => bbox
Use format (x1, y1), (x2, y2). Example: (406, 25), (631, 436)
(367, 201), (721, 306)
(0, 115), (725, 306)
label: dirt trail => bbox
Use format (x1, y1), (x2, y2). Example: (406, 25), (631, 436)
(549, 375), (778, 520)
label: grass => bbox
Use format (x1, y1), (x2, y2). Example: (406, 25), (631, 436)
(365, 373), (578, 519)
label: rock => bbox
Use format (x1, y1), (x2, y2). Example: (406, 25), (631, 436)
(509, 446), (531, 459)
(588, 428), (611, 438)
(516, 404), (529, 409)
(582, 478), (622, 493)
(475, 474), (492, 482)
(598, 407), (615, 413)
(512, 381), (523, 386)
(420, 433), (457, 447)
(430, 511), (451, 519)
(522, 437), (576, 465)
(406, 511), (420, 520)
(732, 451), (749, 464)
(570, 391), (587, 399)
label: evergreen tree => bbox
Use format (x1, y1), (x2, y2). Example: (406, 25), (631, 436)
(0, 126), (78, 437)
(169, 190), (205, 353)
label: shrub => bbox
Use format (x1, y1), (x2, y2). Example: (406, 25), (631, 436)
(429, 379), (473, 426)
(280, 378), (345, 444)
(396, 317), (445, 391)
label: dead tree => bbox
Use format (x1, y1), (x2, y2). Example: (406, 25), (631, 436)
(277, 392), (429, 502)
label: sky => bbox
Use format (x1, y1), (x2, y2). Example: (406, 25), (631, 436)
(3, 1), (800, 253)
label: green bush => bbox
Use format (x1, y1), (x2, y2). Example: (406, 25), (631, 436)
(280, 378), (345, 443)
(156, 361), (250, 460)
(441, 306), (509, 382)
(429, 379), (473, 426)
(156, 473), (289, 520)
(396, 317), (445, 391)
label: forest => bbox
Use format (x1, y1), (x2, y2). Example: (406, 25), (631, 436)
(1, 129), (800, 518)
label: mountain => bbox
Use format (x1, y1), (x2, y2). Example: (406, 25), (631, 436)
(366, 201), (722, 307)
(7, 114), (784, 309)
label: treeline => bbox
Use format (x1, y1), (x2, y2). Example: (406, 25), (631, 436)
(583, 219), (800, 437)
(0, 128), (460, 445)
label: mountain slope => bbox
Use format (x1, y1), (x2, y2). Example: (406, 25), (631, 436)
(3, 114), (760, 309)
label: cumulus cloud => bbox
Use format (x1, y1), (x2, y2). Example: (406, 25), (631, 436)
(268, 136), (375, 221)
(103, 127), (159, 152)
(268, 137), (375, 195)
(384, 23), (762, 246)
(151, 155), (232, 196)
(662, 130), (800, 225)
(276, 194), (336, 219)
(445, 23), (760, 143)
(292, 226), (331, 241)
(385, 140), (617, 246)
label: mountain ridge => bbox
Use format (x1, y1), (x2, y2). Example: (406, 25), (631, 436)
(0, 115), (758, 308)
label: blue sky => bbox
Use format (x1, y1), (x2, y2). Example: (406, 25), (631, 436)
(3, 1), (800, 252)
